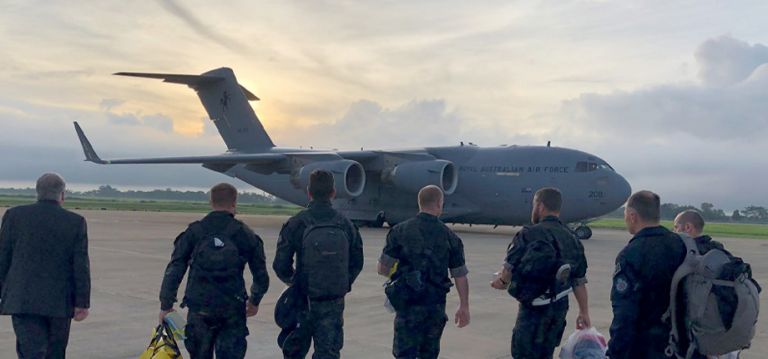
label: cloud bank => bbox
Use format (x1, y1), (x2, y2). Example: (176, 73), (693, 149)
(553, 35), (768, 208)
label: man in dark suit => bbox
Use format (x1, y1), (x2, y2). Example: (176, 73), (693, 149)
(0, 173), (91, 358)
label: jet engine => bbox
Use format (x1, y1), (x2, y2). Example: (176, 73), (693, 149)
(297, 160), (366, 199)
(382, 160), (458, 195)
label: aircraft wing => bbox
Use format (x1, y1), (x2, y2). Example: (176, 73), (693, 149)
(74, 122), (320, 165)
(75, 122), (432, 167)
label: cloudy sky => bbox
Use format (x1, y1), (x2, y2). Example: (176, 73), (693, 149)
(1, 0), (766, 209)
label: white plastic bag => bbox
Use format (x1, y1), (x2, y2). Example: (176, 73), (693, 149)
(559, 327), (607, 359)
(710, 352), (739, 359)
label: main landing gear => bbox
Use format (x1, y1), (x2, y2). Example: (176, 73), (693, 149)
(355, 212), (386, 228)
(573, 225), (593, 240)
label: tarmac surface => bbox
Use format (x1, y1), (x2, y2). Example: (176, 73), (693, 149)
(0, 209), (765, 359)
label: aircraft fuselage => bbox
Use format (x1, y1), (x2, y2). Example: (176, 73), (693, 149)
(226, 144), (631, 226)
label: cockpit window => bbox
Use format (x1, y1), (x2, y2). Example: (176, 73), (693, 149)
(576, 161), (613, 172)
(599, 163), (614, 171)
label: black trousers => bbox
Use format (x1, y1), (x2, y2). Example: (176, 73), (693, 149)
(184, 311), (248, 359)
(393, 303), (448, 359)
(11, 314), (72, 359)
(511, 299), (569, 359)
(282, 297), (345, 359)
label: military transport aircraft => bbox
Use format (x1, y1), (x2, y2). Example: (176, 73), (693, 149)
(74, 67), (631, 239)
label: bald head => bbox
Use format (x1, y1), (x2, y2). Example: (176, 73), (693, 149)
(36, 173), (66, 202)
(418, 185), (444, 215)
(674, 210), (705, 237)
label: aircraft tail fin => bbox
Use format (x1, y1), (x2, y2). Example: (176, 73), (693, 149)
(114, 68), (274, 152)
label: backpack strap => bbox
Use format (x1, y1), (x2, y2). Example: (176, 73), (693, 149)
(187, 221), (207, 263)
(664, 233), (700, 359)
(530, 231), (573, 306)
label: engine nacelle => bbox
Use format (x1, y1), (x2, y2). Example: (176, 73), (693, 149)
(297, 160), (366, 199)
(383, 160), (458, 195)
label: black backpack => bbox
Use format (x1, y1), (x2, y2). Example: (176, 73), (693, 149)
(188, 221), (247, 304)
(299, 214), (350, 300)
(507, 229), (570, 305)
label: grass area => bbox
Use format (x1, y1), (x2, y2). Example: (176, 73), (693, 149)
(0, 195), (301, 216)
(590, 218), (768, 239)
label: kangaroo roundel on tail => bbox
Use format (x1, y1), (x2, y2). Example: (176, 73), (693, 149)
(115, 67), (274, 152)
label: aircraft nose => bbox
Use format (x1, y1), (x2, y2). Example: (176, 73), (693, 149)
(612, 172), (632, 208)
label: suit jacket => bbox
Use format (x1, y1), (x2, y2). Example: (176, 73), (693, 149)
(0, 200), (91, 318)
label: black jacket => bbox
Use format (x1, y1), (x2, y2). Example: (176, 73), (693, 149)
(607, 226), (686, 359)
(273, 200), (364, 292)
(159, 211), (269, 312)
(0, 201), (91, 318)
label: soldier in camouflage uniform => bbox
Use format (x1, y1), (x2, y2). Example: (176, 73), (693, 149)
(273, 170), (364, 359)
(159, 183), (269, 359)
(491, 187), (590, 359)
(378, 185), (470, 359)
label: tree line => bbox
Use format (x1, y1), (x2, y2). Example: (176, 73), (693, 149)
(2, 186), (766, 223)
(606, 202), (768, 224)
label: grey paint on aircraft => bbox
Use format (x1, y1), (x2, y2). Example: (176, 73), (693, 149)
(75, 67), (631, 231)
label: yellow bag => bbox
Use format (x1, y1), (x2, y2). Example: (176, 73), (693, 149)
(139, 323), (183, 359)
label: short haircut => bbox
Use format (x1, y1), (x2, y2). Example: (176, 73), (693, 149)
(308, 169), (335, 201)
(418, 185), (444, 209)
(676, 209), (705, 232)
(627, 190), (661, 223)
(36, 173), (66, 201)
(534, 187), (562, 212)
(210, 183), (238, 207)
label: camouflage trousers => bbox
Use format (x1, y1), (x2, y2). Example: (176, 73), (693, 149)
(282, 297), (345, 359)
(393, 303), (448, 359)
(511, 298), (569, 359)
(185, 310), (248, 359)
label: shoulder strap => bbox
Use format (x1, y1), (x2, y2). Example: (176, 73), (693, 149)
(187, 221), (205, 237)
(678, 233), (700, 256)
(544, 230), (562, 260)
(187, 221), (207, 256)
(664, 233), (700, 359)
